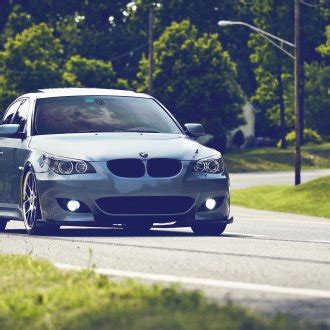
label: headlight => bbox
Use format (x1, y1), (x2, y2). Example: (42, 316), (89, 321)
(193, 155), (224, 174)
(42, 155), (96, 175)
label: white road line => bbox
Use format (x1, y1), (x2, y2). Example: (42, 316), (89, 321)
(234, 216), (330, 225)
(309, 240), (330, 244)
(55, 263), (330, 299)
(227, 232), (268, 238)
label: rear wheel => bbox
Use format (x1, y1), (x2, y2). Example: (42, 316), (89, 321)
(0, 219), (7, 232)
(122, 222), (153, 235)
(191, 223), (227, 236)
(22, 170), (60, 235)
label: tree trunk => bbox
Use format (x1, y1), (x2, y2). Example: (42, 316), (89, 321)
(277, 64), (287, 149)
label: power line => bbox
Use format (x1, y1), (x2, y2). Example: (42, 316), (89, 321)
(109, 42), (148, 62)
(0, 42), (149, 75)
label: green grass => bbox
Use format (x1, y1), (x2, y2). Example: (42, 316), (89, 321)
(224, 143), (330, 173)
(232, 176), (330, 218)
(0, 255), (323, 329)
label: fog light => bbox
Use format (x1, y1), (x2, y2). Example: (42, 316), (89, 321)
(205, 198), (216, 210)
(67, 200), (80, 212)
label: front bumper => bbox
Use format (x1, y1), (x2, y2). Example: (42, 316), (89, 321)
(36, 161), (231, 227)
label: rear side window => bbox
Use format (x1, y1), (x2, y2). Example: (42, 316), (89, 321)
(1, 100), (22, 125)
(12, 99), (30, 132)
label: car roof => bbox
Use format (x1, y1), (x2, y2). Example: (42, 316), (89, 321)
(20, 88), (152, 99)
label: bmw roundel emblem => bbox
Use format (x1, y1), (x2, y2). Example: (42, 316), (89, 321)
(139, 152), (148, 158)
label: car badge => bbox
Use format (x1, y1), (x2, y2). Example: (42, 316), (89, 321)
(139, 152), (148, 158)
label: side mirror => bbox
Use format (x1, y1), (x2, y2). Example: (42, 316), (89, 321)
(184, 123), (205, 137)
(0, 124), (20, 138)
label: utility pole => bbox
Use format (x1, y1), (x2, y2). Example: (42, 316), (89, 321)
(294, 0), (302, 185)
(148, 7), (154, 95)
(218, 16), (303, 186)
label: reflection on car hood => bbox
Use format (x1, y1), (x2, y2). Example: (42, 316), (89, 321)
(29, 133), (219, 161)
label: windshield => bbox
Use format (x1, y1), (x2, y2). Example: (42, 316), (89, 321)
(34, 96), (182, 135)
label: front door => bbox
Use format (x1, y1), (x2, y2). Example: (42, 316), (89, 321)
(0, 99), (30, 219)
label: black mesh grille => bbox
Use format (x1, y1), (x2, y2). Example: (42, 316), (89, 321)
(107, 159), (145, 178)
(96, 196), (195, 215)
(147, 158), (182, 177)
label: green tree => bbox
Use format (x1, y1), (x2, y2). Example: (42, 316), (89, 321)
(304, 62), (330, 136)
(0, 23), (64, 110)
(301, 3), (329, 64)
(249, 0), (294, 148)
(303, 24), (330, 137)
(127, 0), (257, 96)
(63, 55), (128, 89)
(317, 25), (330, 58)
(136, 20), (244, 138)
(1, 5), (34, 41)
(0, 1), (139, 81)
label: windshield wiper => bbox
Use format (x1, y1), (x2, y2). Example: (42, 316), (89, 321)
(125, 128), (161, 133)
(75, 129), (104, 133)
(73, 128), (161, 134)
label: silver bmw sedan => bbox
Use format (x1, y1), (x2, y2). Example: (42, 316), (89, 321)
(0, 88), (232, 235)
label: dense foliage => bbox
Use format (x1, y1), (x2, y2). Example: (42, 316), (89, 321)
(0, 0), (329, 139)
(0, 23), (64, 106)
(136, 20), (244, 135)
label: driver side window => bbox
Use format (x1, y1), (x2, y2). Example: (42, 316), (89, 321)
(12, 99), (30, 132)
(1, 100), (22, 125)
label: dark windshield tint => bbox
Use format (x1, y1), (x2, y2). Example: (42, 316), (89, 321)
(34, 96), (181, 135)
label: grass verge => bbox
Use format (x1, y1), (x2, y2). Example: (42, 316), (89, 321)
(224, 143), (330, 172)
(232, 176), (330, 218)
(0, 254), (323, 329)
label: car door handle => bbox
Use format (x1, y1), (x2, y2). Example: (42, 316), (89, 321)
(0, 150), (3, 157)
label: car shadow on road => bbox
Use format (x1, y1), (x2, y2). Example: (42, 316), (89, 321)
(5, 227), (251, 239)
(5, 227), (193, 237)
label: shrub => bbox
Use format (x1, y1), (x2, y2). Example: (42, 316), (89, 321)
(255, 137), (277, 148)
(285, 129), (322, 146)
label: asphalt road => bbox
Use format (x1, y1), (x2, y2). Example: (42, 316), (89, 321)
(0, 170), (329, 324)
(230, 168), (330, 189)
(1, 207), (329, 323)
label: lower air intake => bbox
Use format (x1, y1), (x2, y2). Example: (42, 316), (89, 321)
(96, 196), (195, 215)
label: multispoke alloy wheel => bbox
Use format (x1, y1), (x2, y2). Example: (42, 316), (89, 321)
(22, 170), (60, 235)
(23, 171), (40, 232)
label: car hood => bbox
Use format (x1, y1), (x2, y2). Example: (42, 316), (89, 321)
(29, 133), (219, 162)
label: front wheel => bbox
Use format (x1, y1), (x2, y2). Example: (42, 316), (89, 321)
(22, 170), (60, 235)
(0, 219), (7, 232)
(191, 223), (227, 236)
(22, 170), (40, 235)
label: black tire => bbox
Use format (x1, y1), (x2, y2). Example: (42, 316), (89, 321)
(0, 219), (7, 232)
(122, 222), (153, 235)
(191, 223), (227, 236)
(22, 170), (60, 235)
